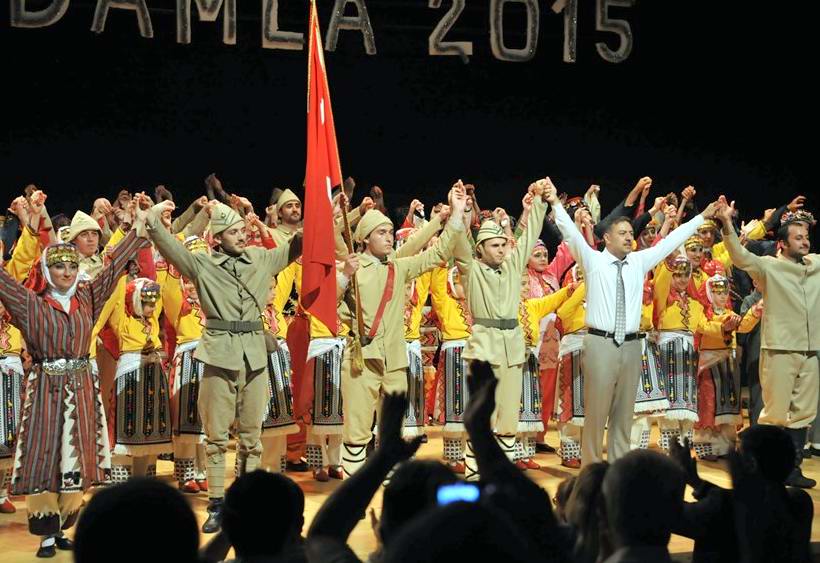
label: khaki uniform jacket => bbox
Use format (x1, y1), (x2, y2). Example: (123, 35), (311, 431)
(271, 225), (299, 248)
(146, 213), (293, 371)
(343, 219), (462, 372)
(454, 198), (548, 368)
(722, 228), (819, 352)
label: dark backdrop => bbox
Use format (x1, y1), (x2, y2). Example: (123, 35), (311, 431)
(0, 0), (812, 227)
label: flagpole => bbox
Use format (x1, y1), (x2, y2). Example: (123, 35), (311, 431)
(338, 192), (369, 347)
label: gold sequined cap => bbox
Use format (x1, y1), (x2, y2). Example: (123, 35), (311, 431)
(782, 210), (816, 227)
(45, 243), (79, 267)
(670, 256), (692, 276)
(684, 235), (704, 250)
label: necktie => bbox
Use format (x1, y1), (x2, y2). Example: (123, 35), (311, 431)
(614, 260), (626, 346)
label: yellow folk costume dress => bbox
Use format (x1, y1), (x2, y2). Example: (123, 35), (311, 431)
(107, 278), (172, 480)
(653, 258), (724, 450)
(554, 272), (587, 466)
(429, 265), (473, 465)
(692, 274), (761, 458)
(515, 286), (571, 463)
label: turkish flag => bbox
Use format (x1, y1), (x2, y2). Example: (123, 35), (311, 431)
(303, 0), (341, 335)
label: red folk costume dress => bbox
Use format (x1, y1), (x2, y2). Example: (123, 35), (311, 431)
(0, 231), (148, 537)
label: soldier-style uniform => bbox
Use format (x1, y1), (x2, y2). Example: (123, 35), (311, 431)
(271, 189), (301, 248)
(339, 210), (463, 476)
(145, 202), (296, 531)
(66, 211), (104, 280)
(452, 196), (548, 480)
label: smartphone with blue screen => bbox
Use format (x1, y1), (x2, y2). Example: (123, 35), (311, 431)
(436, 482), (480, 506)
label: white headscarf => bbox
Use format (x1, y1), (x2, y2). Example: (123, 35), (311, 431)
(705, 274), (729, 307)
(40, 245), (81, 312)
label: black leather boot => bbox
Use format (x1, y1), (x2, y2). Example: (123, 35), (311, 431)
(785, 428), (816, 489)
(202, 498), (224, 533)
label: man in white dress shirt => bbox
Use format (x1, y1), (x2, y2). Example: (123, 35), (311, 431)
(545, 180), (722, 465)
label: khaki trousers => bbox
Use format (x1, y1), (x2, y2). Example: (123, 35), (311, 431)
(759, 350), (819, 429)
(199, 357), (268, 499)
(488, 363), (524, 436)
(342, 357), (407, 445)
(27, 491), (83, 536)
(580, 334), (642, 466)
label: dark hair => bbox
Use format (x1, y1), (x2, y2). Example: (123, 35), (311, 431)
(380, 460), (458, 545)
(383, 502), (536, 563)
(739, 425), (795, 483)
(554, 476), (577, 523)
(567, 462), (612, 563)
(605, 216), (634, 234)
(223, 470), (305, 558)
(51, 213), (70, 230)
(74, 479), (199, 563)
(602, 450), (685, 549)
(777, 221), (808, 244)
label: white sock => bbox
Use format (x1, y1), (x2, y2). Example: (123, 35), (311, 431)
(41, 537), (56, 548)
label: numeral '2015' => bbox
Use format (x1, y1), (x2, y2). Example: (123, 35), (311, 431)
(429, 0), (635, 63)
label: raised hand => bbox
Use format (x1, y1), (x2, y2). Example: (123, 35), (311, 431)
(358, 196), (375, 215)
(155, 185), (174, 203)
(701, 197), (725, 220)
(721, 312), (742, 332)
(9, 196), (32, 229)
(521, 193), (534, 212)
(650, 196), (666, 214)
(29, 190), (48, 218)
(493, 207), (509, 226)
(630, 176), (652, 202)
(681, 185), (696, 201)
(542, 178), (558, 205)
(245, 211), (262, 228)
(341, 253), (360, 278)
(464, 361), (498, 434)
(528, 178), (546, 199)
(435, 204), (451, 222)
(91, 197), (112, 220)
(408, 199), (424, 217)
(377, 393), (423, 463)
(788, 195), (806, 212)
(668, 437), (701, 487)
(715, 196), (735, 224)
(237, 196), (254, 213)
(114, 189), (132, 209)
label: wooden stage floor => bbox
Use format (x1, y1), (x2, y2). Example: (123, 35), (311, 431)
(2, 426), (820, 562)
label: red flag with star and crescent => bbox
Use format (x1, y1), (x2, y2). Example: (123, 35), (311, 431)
(302, 0), (342, 335)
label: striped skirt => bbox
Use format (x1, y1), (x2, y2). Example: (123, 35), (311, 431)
(12, 363), (112, 495)
(554, 332), (586, 426)
(308, 338), (345, 434)
(658, 331), (699, 422)
(519, 349), (544, 433)
(112, 353), (173, 457)
(262, 340), (299, 437)
(441, 340), (470, 433)
(696, 349), (741, 429)
(633, 338), (670, 415)
(0, 356), (25, 471)
(170, 341), (204, 442)
(403, 340), (425, 437)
